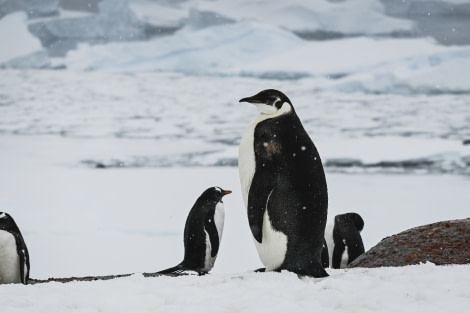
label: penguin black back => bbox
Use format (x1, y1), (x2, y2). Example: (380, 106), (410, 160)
(332, 212), (365, 269)
(158, 187), (231, 275)
(0, 212), (30, 284)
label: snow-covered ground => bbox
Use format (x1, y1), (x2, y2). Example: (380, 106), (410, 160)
(1, 139), (470, 312)
(1, 264), (470, 313)
(1, 0), (470, 311)
(0, 71), (469, 312)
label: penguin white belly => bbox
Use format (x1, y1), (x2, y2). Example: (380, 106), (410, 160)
(203, 202), (225, 271)
(239, 104), (292, 271)
(203, 229), (214, 271)
(325, 222), (349, 269)
(340, 241), (349, 269)
(0, 230), (21, 284)
(238, 116), (259, 206)
(238, 103), (292, 206)
(254, 209), (288, 271)
(324, 222), (334, 266)
(214, 202), (225, 243)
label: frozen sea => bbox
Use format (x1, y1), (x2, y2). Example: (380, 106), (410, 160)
(1, 0), (470, 312)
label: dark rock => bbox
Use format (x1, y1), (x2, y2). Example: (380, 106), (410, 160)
(349, 218), (470, 268)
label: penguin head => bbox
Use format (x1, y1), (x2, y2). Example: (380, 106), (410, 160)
(0, 212), (17, 232)
(335, 213), (365, 232)
(200, 187), (232, 203)
(239, 89), (292, 115)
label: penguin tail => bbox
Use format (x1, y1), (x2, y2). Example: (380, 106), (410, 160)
(157, 263), (189, 275)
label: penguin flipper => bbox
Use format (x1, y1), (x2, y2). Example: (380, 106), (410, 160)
(204, 218), (220, 258)
(321, 238), (330, 268)
(247, 170), (277, 243)
(248, 125), (281, 243)
(19, 248), (29, 284)
(14, 233), (29, 285)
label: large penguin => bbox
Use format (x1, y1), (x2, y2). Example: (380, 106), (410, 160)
(238, 89), (328, 277)
(158, 187), (231, 275)
(0, 212), (30, 284)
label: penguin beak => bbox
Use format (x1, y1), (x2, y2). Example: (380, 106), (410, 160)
(223, 190), (232, 196)
(239, 96), (262, 104)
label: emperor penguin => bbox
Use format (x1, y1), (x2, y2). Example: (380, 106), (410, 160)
(0, 212), (30, 284)
(158, 187), (231, 275)
(238, 89), (328, 277)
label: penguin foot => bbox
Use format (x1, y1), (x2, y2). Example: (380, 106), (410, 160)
(294, 266), (329, 278)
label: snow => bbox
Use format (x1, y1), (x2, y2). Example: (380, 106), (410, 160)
(192, 0), (414, 34)
(0, 70), (468, 174)
(1, 134), (470, 310)
(1, 264), (469, 313)
(0, 12), (42, 64)
(129, 0), (187, 28)
(0, 0), (469, 93)
(63, 21), (304, 73)
(0, 0), (469, 311)
(0, 71), (469, 309)
(55, 22), (470, 93)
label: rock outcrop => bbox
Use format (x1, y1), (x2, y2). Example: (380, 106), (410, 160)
(349, 218), (470, 268)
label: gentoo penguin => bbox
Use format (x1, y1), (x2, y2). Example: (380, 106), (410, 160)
(324, 212), (365, 269)
(0, 212), (30, 284)
(238, 89), (328, 277)
(158, 187), (231, 275)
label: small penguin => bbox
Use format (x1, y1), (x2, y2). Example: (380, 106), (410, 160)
(158, 187), (231, 275)
(0, 212), (30, 284)
(324, 212), (365, 269)
(238, 89), (328, 278)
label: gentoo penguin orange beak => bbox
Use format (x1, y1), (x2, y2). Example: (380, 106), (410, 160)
(223, 190), (232, 195)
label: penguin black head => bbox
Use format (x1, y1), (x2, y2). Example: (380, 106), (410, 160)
(334, 212), (364, 232)
(199, 187), (232, 203)
(0, 212), (18, 232)
(239, 89), (292, 115)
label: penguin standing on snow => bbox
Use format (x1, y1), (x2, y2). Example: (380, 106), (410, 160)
(326, 212), (365, 269)
(158, 187), (232, 275)
(0, 212), (30, 284)
(238, 89), (328, 277)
